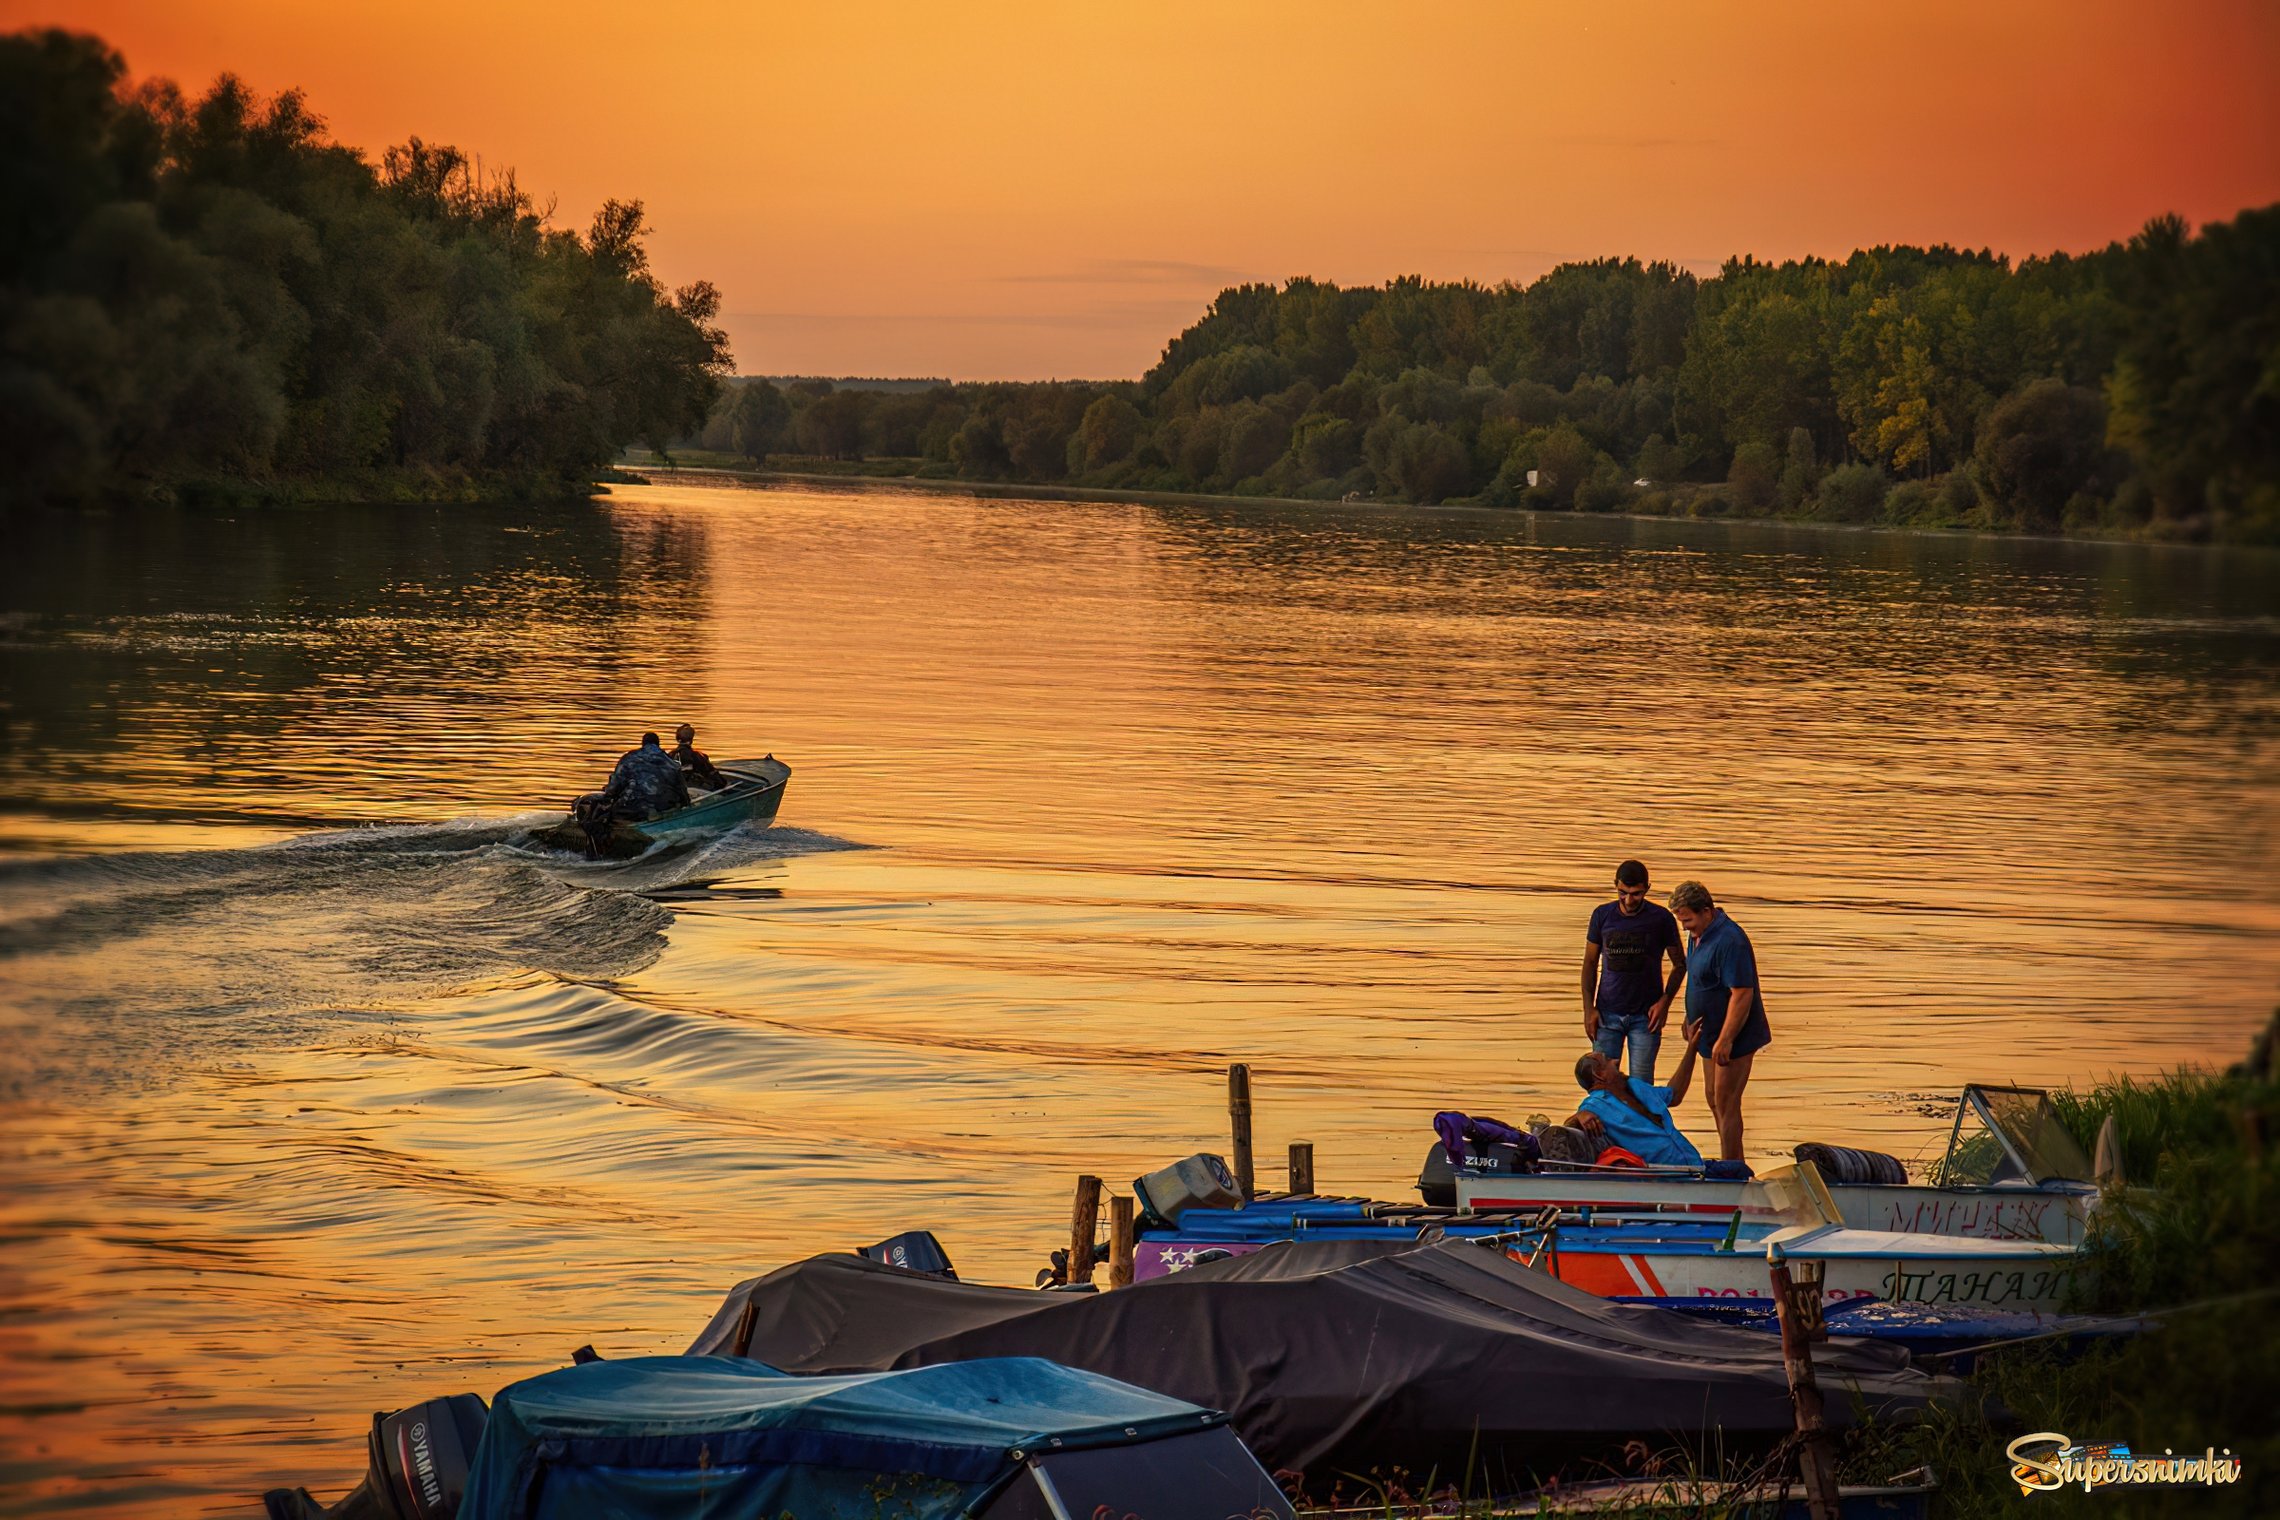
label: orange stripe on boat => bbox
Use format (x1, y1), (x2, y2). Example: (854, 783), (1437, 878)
(1550, 1253), (1642, 1297)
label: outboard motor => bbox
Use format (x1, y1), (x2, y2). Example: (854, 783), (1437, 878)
(858, 1229), (957, 1279)
(1134, 1153), (1242, 1226)
(263, 1394), (488, 1520)
(1416, 1140), (1533, 1207)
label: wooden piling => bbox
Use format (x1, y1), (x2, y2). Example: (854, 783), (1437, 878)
(1228, 1063), (1255, 1200)
(1068, 1173), (1103, 1285)
(729, 1301), (758, 1359)
(1108, 1195), (1135, 1288)
(1768, 1246), (1841, 1520)
(1288, 1141), (1315, 1196)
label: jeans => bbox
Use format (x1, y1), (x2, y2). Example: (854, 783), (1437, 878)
(1592, 1009), (1661, 1085)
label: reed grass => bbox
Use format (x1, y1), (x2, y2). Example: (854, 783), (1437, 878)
(1863, 1013), (2280, 1517)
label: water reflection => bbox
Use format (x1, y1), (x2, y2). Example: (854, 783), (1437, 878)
(0, 483), (2274, 1516)
(0, 498), (715, 832)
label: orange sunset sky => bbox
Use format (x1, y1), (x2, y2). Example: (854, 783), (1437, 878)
(13, 1), (2279, 379)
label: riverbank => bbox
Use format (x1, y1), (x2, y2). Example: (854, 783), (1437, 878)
(1862, 1019), (2277, 1518)
(616, 453), (2268, 556)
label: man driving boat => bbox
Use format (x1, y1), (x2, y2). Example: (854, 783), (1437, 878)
(599, 731), (691, 821)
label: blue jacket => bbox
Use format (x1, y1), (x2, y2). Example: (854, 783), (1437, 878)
(1580, 1077), (1704, 1167)
(602, 740), (691, 820)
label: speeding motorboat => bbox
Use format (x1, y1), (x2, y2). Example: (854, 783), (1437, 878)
(530, 755), (790, 858)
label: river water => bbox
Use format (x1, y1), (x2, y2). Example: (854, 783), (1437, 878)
(1, 480), (2275, 1513)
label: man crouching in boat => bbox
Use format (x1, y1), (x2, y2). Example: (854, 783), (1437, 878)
(1565, 1040), (1704, 1167)
(673, 722), (726, 790)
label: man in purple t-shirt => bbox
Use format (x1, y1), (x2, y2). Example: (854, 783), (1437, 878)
(1581, 859), (1687, 1084)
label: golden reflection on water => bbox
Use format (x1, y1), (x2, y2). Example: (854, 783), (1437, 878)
(1, 482), (2276, 1512)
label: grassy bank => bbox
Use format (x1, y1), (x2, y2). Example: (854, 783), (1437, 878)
(1881, 1028), (2279, 1517)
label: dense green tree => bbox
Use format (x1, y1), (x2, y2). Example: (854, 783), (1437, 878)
(1, 28), (729, 505)
(730, 379), (789, 461)
(1816, 462), (1890, 523)
(1074, 392), (1142, 471)
(793, 388), (866, 458)
(1291, 413), (1360, 477)
(1727, 440), (1778, 513)
(1777, 427), (1819, 510)
(1974, 379), (2110, 529)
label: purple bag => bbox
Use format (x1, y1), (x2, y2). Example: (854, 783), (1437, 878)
(1432, 1111), (1536, 1164)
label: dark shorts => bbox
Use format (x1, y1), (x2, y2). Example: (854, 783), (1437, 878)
(1693, 1007), (1772, 1059)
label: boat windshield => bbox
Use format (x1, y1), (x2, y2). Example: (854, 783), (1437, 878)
(1935, 1086), (2092, 1186)
(1747, 1161), (1843, 1230)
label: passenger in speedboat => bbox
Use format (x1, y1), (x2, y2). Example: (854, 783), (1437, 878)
(1566, 1042), (1704, 1167)
(1668, 879), (1773, 1164)
(673, 723), (726, 790)
(599, 731), (692, 821)
(1582, 858), (1687, 1084)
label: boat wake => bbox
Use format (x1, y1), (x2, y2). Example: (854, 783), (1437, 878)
(0, 815), (866, 1100)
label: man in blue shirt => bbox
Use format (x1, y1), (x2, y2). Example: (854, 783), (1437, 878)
(1565, 1040), (1704, 1167)
(1581, 860), (1687, 1084)
(1668, 879), (1773, 1163)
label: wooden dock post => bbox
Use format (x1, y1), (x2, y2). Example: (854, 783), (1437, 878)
(1068, 1174), (1103, 1285)
(1108, 1195), (1135, 1288)
(1228, 1063), (1255, 1200)
(1288, 1141), (1315, 1196)
(1767, 1244), (1840, 1520)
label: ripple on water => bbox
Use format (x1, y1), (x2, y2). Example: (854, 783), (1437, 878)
(0, 487), (2274, 1516)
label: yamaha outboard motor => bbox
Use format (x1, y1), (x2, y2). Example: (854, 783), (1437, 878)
(858, 1229), (958, 1279)
(263, 1394), (488, 1520)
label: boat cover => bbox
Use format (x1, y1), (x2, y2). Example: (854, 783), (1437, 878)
(456, 1355), (1219, 1520)
(686, 1238), (1968, 1495)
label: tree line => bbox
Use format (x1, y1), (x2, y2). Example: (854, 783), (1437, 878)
(1, 29), (731, 507)
(687, 214), (2278, 542)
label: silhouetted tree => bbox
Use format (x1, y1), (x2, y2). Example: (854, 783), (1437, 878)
(1, 27), (729, 505)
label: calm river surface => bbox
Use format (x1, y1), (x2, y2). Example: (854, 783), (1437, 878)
(1, 480), (2276, 1513)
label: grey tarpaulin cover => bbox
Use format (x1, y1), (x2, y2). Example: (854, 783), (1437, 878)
(688, 1237), (1966, 1495)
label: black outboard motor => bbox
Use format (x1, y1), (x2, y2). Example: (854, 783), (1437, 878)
(1416, 1140), (1533, 1207)
(263, 1394), (489, 1520)
(858, 1229), (958, 1279)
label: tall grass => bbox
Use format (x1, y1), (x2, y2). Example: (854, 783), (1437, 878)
(1864, 1016), (2280, 1517)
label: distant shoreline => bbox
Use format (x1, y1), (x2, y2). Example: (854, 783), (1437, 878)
(615, 460), (2267, 557)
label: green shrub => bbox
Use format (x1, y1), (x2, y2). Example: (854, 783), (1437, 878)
(1816, 462), (1889, 522)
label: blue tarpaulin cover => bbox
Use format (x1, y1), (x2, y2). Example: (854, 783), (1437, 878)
(457, 1354), (1221, 1520)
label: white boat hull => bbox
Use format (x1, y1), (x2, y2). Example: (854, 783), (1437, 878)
(1456, 1173), (2091, 1245)
(1531, 1226), (2078, 1311)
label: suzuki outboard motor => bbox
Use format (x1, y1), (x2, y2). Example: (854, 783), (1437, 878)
(1416, 1139), (1533, 1206)
(263, 1393), (488, 1520)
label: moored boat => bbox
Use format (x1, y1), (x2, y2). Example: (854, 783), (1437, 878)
(1138, 1162), (2082, 1312)
(1445, 1086), (2098, 1245)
